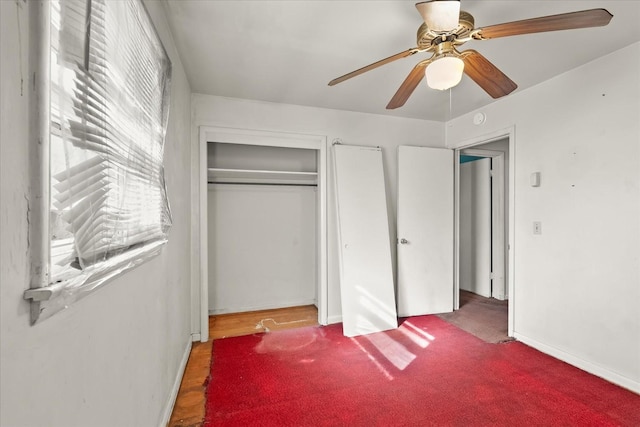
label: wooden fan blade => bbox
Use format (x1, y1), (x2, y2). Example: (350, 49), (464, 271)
(328, 49), (420, 86)
(461, 50), (517, 99)
(386, 60), (431, 109)
(475, 9), (613, 40)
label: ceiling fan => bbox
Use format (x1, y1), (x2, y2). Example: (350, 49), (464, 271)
(328, 1), (613, 109)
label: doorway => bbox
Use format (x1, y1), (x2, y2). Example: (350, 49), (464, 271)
(459, 146), (507, 300)
(453, 135), (514, 339)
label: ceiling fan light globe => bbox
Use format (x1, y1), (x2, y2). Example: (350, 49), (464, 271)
(425, 56), (464, 90)
(416, 0), (461, 32)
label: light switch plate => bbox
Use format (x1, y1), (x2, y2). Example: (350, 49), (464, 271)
(533, 221), (542, 235)
(530, 172), (541, 187)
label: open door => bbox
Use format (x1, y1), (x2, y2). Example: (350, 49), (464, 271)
(397, 146), (454, 317)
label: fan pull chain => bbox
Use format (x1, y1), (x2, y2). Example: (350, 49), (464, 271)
(449, 88), (452, 121)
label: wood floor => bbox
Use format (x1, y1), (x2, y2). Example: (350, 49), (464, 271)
(168, 305), (318, 427)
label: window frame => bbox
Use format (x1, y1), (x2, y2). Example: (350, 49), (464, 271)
(24, 0), (172, 324)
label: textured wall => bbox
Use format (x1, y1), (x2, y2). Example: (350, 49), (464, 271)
(0, 1), (193, 425)
(447, 42), (640, 393)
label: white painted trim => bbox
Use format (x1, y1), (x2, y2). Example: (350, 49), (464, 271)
(205, 127), (325, 150)
(209, 299), (318, 316)
(317, 134), (329, 325)
(191, 333), (201, 343)
(507, 130), (516, 338)
(453, 152), (460, 310)
(450, 126), (516, 337)
(327, 314), (343, 325)
(199, 126), (209, 342)
(514, 332), (640, 395)
(490, 154), (506, 300)
(462, 148), (504, 158)
(159, 339), (192, 427)
(447, 126), (515, 151)
(25, 0), (52, 324)
(190, 97), (202, 341)
(198, 126), (329, 340)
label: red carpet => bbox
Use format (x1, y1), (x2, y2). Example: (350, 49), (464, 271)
(204, 316), (639, 426)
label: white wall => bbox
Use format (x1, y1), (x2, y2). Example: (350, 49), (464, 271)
(192, 95), (445, 322)
(0, 1), (193, 426)
(447, 42), (640, 393)
(208, 184), (317, 313)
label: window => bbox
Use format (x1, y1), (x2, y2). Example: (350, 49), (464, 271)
(24, 0), (172, 323)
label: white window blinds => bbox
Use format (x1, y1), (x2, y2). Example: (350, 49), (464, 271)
(24, 0), (172, 323)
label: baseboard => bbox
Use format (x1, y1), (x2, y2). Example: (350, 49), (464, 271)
(191, 333), (201, 342)
(159, 338), (192, 427)
(327, 314), (342, 325)
(513, 332), (640, 394)
(209, 299), (317, 315)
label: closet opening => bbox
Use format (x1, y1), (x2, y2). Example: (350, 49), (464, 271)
(208, 142), (317, 314)
(198, 127), (328, 342)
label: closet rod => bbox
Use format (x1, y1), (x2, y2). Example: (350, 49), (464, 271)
(208, 181), (317, 187)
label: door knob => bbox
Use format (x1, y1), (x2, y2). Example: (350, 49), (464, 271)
(399, 238), (408, 244)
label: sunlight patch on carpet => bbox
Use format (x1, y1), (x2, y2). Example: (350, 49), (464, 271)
(403, 320), (436, 341)
(398, 321), (433, 348)
(350, 337), (394, 381)
(362, 332), (416, 370)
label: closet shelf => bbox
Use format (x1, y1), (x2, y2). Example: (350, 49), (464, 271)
(207, 168), (317, 185)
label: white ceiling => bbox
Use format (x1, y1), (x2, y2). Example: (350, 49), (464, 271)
(163, 1), (640, 122)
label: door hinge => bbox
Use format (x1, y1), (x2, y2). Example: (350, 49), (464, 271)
(490, 272), (495, 280)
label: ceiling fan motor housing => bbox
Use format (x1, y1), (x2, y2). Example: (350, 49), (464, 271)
(417, 11), (475, 49)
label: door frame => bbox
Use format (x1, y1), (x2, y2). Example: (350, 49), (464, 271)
(451, 127), (515, 337)
(198, 126), (328, 342)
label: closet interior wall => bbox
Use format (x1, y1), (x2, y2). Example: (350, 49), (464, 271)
(207, 142), (318, 314)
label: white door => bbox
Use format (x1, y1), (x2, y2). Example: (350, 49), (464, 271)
(397, 146), (454, 316)
(334, 145), (398, 337)
(459, 157), (492, 298)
